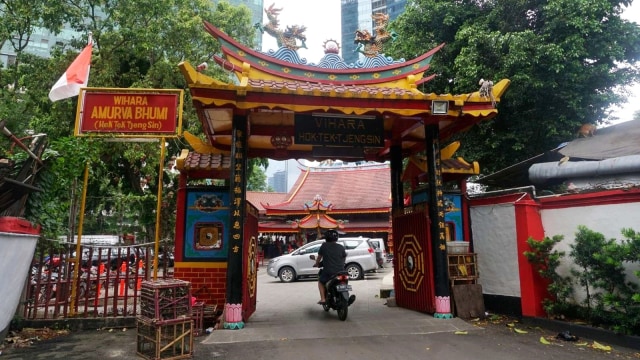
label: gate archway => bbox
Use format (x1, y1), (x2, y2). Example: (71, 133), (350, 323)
(173, 19), (509, 327)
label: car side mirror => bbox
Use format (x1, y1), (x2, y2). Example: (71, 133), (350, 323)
(309, 254), (316, 260)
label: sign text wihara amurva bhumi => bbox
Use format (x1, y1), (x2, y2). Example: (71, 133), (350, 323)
(79, 92), (178, 134)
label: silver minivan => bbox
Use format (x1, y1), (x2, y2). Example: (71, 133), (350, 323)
(266, 237), (378, 282)
(368, 238), (387, 268)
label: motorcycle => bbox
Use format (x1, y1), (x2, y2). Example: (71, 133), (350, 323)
(77, 265), (105, 299)
(310, 255), (356, 321)
(30, 266), (59, 304)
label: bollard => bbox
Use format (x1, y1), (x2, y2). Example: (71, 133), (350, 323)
(119, 261), (127, 296)
(96, 263), (105, 296)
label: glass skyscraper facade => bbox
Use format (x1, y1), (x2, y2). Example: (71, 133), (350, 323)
(340, 0), (406, 65)
(268, 170), (288, 193)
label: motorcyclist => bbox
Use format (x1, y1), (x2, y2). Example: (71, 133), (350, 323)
(313, 229), (346, 305)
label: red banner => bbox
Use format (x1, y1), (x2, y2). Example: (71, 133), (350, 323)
(79, 91), (179, 135)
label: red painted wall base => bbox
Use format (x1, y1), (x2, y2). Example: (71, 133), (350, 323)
(173, 264), (227, 308)
(514, 198), (549, 317)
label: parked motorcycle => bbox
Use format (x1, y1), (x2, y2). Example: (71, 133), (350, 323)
(77, 265), (104, 299)
(310, 255), (356, 321)
(30, 266), (59, 304)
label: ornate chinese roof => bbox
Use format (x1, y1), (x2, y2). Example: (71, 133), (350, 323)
(178, 20), (510, 162)
(246, 191), (288, 215)
(260, 164), (391, 215)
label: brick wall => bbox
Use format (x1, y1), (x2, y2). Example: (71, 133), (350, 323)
(173, 263), (227, 308)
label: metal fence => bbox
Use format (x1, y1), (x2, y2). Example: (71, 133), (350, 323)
(19, 240), (174, 321)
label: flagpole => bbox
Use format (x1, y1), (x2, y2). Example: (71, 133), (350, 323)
(153, 137), (166, 280)
(69, 161), (90, 316)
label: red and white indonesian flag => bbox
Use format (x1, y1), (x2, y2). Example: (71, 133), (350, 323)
(48, 42), (92, 102)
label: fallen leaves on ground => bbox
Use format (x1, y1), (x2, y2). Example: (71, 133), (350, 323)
(476, 315), (640, 358)
(2, 328), (70, 349)
(592, 341), (612, 352)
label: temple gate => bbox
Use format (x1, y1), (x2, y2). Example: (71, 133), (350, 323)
(174, 7), (509, 327)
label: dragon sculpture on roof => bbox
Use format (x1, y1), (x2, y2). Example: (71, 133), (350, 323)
(354, 13), (398, 58)
(255, 3), (307, 51)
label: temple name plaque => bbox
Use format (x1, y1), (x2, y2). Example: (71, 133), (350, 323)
(294, 114), (384, 147)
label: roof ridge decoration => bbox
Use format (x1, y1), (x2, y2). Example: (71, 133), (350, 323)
(255, 4), (403, 69)
(304, 194), (333, 211)
(203, 5), (445, 89)
(290, 194), (345, 232)
(354, 12), (398, 58)
(255, 3), (307, 51)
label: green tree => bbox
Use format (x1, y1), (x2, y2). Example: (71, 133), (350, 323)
(389, 0), (640, 173)
(570, 225), (639, 333)
(0, 0), (78, 145)
(523, 235), (574, 317)
(247, 160), (269, 191)
(0, 0), (72, 67)
(2, 0), (264, 242)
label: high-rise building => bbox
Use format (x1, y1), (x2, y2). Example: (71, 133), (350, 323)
(340, 0), (406, 65)
(271, 170), (288, 193)
(0, 1), (264, 68)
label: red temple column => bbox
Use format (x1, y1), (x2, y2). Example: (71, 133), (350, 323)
(514, 197), (547, 317)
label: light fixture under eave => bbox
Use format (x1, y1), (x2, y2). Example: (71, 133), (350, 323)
(431, 100), (449, 115)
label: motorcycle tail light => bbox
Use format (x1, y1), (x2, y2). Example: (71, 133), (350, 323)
(337, 274), (349, 281)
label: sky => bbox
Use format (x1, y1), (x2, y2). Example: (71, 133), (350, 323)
(259, 0), (342, 64)
(611, 1), (640, 122)
(262, 1), (640, 188)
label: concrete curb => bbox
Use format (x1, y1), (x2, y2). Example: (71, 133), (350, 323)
(523, 317), (640, 351)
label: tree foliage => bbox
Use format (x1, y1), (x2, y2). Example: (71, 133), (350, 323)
(389, 0), (640, 173)
(1, 0), (267, 241)
(524, 235), (574, 317)
(525, 226), (640, 335)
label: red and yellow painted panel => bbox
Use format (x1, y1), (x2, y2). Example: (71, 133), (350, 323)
(75, 88), (183, 138)
(393, 210), (435, 313)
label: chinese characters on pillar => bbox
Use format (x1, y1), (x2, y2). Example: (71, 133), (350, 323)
(229, 127), (247, 255)
(432, 138), (447, 252)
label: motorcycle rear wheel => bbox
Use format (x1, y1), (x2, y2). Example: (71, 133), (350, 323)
(337, 305), (348, 321)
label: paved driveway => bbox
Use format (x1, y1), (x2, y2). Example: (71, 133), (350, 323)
(2, 264), (638, 360)
(206, 265), (474, 344)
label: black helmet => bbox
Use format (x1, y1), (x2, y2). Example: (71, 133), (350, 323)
(324, 229), (339, 242)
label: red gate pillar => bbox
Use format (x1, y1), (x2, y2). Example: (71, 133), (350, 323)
(514, 197), (547, 317)
(389, 144), (403, 260)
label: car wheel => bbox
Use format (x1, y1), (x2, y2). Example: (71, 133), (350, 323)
(345, 263), (363, 280)
(278, 266), (296, 283)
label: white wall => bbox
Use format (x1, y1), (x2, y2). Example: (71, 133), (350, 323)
(541, 202), (640, 300)
(470, 203), (521, 297)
